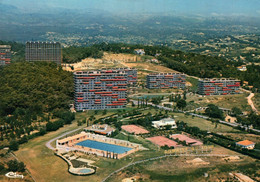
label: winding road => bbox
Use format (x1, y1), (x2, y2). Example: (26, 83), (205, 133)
(45, 127), (84, 150)
(247, 92), (259, 114)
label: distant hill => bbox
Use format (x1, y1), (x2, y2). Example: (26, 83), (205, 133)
(0, 3), (18, 12)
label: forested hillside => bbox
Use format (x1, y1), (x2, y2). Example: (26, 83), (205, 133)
(0, 62), (74, 116)
(1, 41), (259, 91)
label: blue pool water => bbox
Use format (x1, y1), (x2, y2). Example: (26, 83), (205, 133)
(76, 140), (132, 154)
(79, 168), (92, 173)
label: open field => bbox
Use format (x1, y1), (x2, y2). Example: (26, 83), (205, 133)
(222, 133), (260, 143)
(62, 52), (178, 77)
(186, 77), (198, 92)
(122, 62), (177, 75)
(186, 92), (251, 111)
(172, 113), (240, 133)
(107, 148), (259, 182)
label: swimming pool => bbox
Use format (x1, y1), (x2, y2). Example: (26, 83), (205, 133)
(76, 140), (132, 154)
(79, 168), (92, 174)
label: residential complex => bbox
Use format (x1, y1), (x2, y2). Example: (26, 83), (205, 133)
(25, 41), (62, 65)
(0, 45), (11, 66)
(198, 78), (240, 95)
(146, 73), (186, 89)
(74, 68), (137, 111)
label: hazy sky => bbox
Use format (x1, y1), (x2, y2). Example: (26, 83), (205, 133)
(1, 0), (260, 16)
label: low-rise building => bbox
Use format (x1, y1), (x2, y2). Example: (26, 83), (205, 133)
(198, 78), (240, 95)
(146, 73), (186, 89)
(152, 118), (177, 129)
(236, 140), (255, 150)
(237, 65), (247, 71)
(134, 49), (145, 55)
(85, 124), (115, 136)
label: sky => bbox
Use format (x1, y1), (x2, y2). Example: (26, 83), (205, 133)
(1, 0), (260, 17)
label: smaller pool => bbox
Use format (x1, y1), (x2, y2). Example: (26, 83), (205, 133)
(79, 168), (92, 174)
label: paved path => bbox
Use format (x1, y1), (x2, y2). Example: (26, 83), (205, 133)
(45, 127), (84, 150)
(247, 92), (258, 114)
(241, 88), (258, 114)
(102, 154), (242, 182)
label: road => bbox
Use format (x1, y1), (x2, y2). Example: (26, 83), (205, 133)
(247, 92), (259, 114)
(241, 88), (259, 114)
(45, 127), (84, 150)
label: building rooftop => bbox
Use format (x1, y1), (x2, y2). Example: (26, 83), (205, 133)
(199, 78), (240, 82)
(236, 140), (255, 146)
(74, 68), (136, 75)
(85, 124), (115, 135)
(57, 132), (87, 144)
(0, 45), (11, 48)
(148, 72), (185, 76)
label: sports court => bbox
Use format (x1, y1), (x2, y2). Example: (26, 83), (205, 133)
(146, 136), (182, 147)
(170, 134), (203, 146)
(121, 125), (149, 134)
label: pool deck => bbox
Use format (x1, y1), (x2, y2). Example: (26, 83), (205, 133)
(56, 152), (96, 176)
(56, 132), (142, 159)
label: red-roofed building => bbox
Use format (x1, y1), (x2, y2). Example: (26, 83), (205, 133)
(236, 140), (255, 150)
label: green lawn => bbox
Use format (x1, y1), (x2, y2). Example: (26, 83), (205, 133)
(172, 113), (240, 133)
(186, 76), (198, 92)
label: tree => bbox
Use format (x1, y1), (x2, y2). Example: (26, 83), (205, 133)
(7, 160), (25, 172)
(183, 91), (187, 100)
(205, 104), (224, 119)
(176, 99), (187, 110)
(231, 107), (242, 116)
(131, 101), (135, 107)
(102, 109), (107, 115)
(9, 140), (19, 151)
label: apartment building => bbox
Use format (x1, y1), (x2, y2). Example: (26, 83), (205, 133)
(74, 68), (137, 111)
(146, 73), (186, 89)
(198, 78), (240, 95)
(0, 45), (11, 66)
(25, 41), (61, 65)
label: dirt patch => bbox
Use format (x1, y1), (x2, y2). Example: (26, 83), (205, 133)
(62, 52), (178, 75)
(186, 158), (210, 165)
